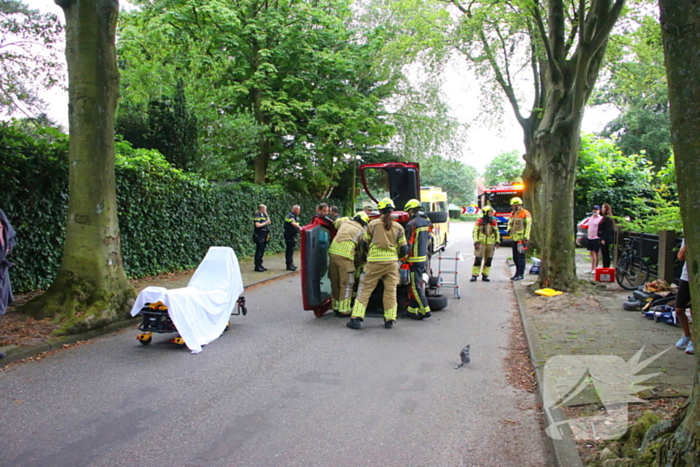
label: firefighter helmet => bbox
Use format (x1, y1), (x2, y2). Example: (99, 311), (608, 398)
(377, 198), (395, 211)
(404, 199), (421, 211)
(354, 211), (370, 225)
(510, 197), (523, 205)
(482, 205), (492, 212)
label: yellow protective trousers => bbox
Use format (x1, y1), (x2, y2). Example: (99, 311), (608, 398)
(408, 263), (431, 316)
(472, 243), (496, 277)
(329, 254), (355, 314)
(351, 261), (399, 321)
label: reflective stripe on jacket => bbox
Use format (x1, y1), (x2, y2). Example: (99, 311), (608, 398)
(473, 218), (500, 245)
(405, 215), (430, 263)
(364, 218), (407, 262)
(329, 220), (365, 260)
(507, 208), (531, 241)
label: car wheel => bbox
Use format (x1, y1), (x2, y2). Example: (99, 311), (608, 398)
(427, 295), (448, 311)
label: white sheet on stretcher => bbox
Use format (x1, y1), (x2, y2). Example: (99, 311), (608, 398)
(130, 246), (244, 353)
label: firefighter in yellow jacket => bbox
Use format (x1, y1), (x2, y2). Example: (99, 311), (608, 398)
(471, 205), (500, 282)
(329, 211), (369, 317)
(506, 197), (531, 281)
(347, 198), (409, 330)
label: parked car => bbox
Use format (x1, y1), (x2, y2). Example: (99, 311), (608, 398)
(576, 214), (591, 247)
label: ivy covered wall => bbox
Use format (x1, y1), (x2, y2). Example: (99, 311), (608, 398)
(1, 124), (341, 292)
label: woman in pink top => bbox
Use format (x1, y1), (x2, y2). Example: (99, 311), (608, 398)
(586, 205), (602, 274)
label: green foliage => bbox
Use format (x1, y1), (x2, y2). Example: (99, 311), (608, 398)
(117, 81), (199, 172)
(574, 134), (681, 234)
(115, 142), (343, 277)
(388, 79), (468, 164)
(0, 0), (64, 118)
(0, 122), (68, 291)
(483, 150), (524, 186)
(574, 134), (655, 223)
(619, 155), (681, 234)
(420, 155), (477, 205)
(117, 0), (394, 192)
(597, 15), (671, 171)
(1, 124), (339, 292)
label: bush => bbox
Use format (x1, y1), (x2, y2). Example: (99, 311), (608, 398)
(448, 209), (462, 219)
(0, 125), (341, 292)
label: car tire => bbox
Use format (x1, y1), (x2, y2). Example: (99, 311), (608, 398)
(427, 295), (448, 311)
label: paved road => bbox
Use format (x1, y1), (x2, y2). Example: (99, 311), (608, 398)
(0, 222), (552, 467)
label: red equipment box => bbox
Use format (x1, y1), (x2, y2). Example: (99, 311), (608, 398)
(595, 267), (615, 282)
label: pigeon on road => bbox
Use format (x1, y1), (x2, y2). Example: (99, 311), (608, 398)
(454, 344), (470, 369)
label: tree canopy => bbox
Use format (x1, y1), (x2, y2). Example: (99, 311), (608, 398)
(0, 0), (64, 118)
(420, 154), (477, 205)
(597, 14), (671, 171)
(482, 150), (524, 187)
(117, 0), (396, 194)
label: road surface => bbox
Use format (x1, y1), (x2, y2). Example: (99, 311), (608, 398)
(0, 221), (552, 466)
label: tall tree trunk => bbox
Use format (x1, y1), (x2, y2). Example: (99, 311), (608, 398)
(252, 82), (270, 184)
(653, 2), (700, 464)
(20, 0), (135, 334)
(453, 0), (623, 290)
(254, 137), (270, 185)
(251, 41), (269, 185)
(530, 117), (581, 289)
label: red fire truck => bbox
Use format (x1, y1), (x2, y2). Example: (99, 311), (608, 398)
(478, 182), (524, 244)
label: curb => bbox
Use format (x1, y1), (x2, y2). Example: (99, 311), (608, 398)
(1, 269), (298, 368)
(512, 279), (584, 467)
(0, 317), (141, 367)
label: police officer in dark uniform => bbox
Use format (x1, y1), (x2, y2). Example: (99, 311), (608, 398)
(403, 199), (432, 319)
(253, 204), (271, 272)
(283, 205), (301, 271)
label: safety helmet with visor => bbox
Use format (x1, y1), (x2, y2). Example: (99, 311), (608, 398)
(403, 199), (421, 211)
(377, 198), (395, 211)
(353, 211), (370, 225)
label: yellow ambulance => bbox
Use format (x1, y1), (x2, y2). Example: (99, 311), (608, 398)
(420, 186), (449, 253)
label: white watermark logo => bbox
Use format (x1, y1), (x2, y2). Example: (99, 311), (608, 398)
(542, 347), (669, 440)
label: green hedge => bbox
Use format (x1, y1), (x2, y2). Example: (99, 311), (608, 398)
(0, 124), (341, 292)
(0, 124), (69, 292)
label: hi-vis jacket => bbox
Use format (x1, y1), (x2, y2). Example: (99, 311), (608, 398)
(329, 220), (365, 260)
(405, 215), (431, 264)
(507, 208), (532, 242)
(364, 218), (407, 262)
(473, 217), (500, 245)
(333, 216), (351, 230)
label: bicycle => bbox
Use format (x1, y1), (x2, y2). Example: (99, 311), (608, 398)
(616, 237), (651, 290)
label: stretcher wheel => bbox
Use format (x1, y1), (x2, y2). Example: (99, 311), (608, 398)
(171, 336), (187, 348)
(137, 333), (152, 345)
(223, 322), (231, 333)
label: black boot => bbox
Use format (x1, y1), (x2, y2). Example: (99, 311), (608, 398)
(482, 275), (490, 282)
(347, 318), (362, 329)
(384, 319), (394, 329)
(470, 275), (478, 282)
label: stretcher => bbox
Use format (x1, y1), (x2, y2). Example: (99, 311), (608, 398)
(135, 297), (247, 347)
(130, 246), (246, 353)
